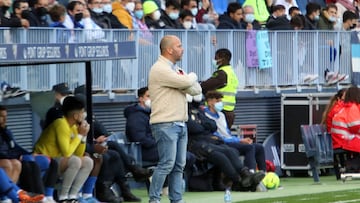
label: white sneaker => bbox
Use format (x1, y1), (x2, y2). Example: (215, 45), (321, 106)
(303, 74), (319, 83)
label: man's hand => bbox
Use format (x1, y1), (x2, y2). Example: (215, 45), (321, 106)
(78, 120), (90, 135)
(240, 137), (253, 144)
(246, 23), (253, 30)
(95, 135), (107, 143)
(94, 143), (108, 154)
(21, 19), (29, 28)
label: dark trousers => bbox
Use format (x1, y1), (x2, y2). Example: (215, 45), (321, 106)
(206, 144), (243, 182)
(227, 142), (266, 171)
(97, 149), (127, 183)
(18, 161), (45, 194)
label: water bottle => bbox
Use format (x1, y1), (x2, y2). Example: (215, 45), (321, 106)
(224, 187), (232, 203)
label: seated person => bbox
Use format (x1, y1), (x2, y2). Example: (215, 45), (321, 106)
(331, 86), (360, 153)
(187, 95), (265, 191)
(0, 105), (56, 202)
(321, 88), (346, 134)
(204, 91), (267, 173)
(34, 96), (93, 203)
(0, 168), (44, 203)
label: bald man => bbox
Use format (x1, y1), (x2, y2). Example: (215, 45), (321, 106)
(148, 35), (201, 203)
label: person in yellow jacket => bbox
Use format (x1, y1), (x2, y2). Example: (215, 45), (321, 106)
(34, 96), (93, 203)
(201, 48), (239, 128)
(112, 0), (134, 29)
(242, 0), (271, 24)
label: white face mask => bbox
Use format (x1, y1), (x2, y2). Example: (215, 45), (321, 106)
(183, 21), (192, 29)
(103, 4), (112, 13)
(152, 10), (161, 21)
(191, 8), (198, 16)
(144, 99), (151, 108)
(125, 2), (135, 12)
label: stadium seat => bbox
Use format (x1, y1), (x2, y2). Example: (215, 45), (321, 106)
(300, 124), (334, 183)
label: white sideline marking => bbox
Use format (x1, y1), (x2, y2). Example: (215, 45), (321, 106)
(331, 199), (360, 203)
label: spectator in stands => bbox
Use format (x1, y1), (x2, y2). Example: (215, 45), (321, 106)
(241, 5), (262, 30)
(160, 0), (182, 29)
(321, 88), (346, 133)
(64, 0), (86, 29)
(179, 9), (194, 29)
(181, 0), (198, 29)
(112, 0), (133, 29)
(187, 95), (265, 191)
(342, 10), (358, 31)
(242, 0), (271, 24)
(133, 0), (152, 41)
(34, 96), (93, 203)
(0, 168), (44, 203)
(143, 0), (166, 29)
(274, 0), (298, 18)
(334, 0), (357, 22)
(288, 6), (301, 19)
(204, 91), (267, 173)
(266, 4), (292, 30)
(196, 0), (210, 23)
(318, 3), (338, 30)
(147, 35), (201, 203)
(303, 2), (321, 30)
(27, 0), (49, 27)
(201, 48), (239, 128)
(88, 0), (111, 28)
(0, 105), (58, 203)
(0, 0), (29, 28)
(48, 4), (66, 27)
(102, 0), (127, 29)
(290, 14), (304, 30)
(331, 86), (360, 153)
(217, 2), (243, 29)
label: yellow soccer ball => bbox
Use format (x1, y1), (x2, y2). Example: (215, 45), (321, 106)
(262, 172), (280, 189)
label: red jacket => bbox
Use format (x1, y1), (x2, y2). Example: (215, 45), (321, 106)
(326, 100), (344, 133)
(331, 102), (360, 152)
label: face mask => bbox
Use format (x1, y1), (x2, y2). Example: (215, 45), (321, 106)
(125, 2), (135, 12)
(134, 10), (144, 19)
(74, 13), (83, 21)
(328, 16), (336, 22)
(350, 24), (357, 29)
(169, 12), (179, 20)
(103, 4), (112, 13)
(92, 7), (103, 14)
(36, 7), (48, 16)
(152, 10), (161, 21)
(144, 99), (151, 108)
(244, 14), (255, 23)
(212, 59), (219, 68)
(183, 21), (192, 29)
(314, 15), (320, 21)
(214, 101), (223, 112)
(21, 9), (31, 19)
(191, 8), (198, 16)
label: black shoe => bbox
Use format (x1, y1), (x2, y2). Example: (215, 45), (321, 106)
(96, 181), (123, 203)
(131, 166), (152, 182)
(118, 181), (141, 202)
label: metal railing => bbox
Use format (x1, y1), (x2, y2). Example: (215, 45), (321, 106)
(0, 28), (354, 92)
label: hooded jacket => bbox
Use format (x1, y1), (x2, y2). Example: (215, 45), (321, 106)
(217, 13), (242, 29)
(124, 103), (158, 162)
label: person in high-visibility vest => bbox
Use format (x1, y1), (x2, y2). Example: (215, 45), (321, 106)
(201, 48), (239, 128)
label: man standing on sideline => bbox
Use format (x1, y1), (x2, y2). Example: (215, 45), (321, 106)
(201, 48), (239, 128)
(148, 35), (201, 203)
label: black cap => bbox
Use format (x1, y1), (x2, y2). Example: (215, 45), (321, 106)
(52, 83), (72, 95)
(74, 84), (86, 95)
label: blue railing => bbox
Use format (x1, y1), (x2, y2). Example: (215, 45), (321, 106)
(0, 28), (354, 92)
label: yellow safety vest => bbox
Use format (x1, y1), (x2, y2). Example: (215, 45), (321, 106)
(217, 65), (239, 111)
(243, 0), (270, 23)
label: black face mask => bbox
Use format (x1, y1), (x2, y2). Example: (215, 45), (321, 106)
(350, 24), (357, 29)
(36, 7), (47, 16)
(21, 9), (30, 19)
(74, 13), (83, 22)
(2, 6), (10, 13)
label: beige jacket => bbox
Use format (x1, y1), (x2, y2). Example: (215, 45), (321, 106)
(149, 55), (201, 124)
